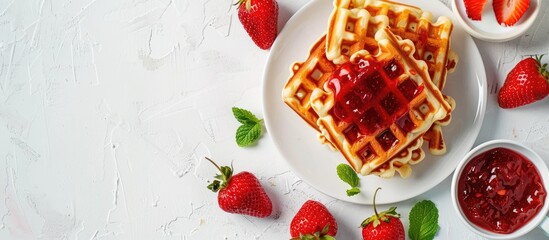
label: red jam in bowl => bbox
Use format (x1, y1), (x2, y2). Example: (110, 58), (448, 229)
(457, 147), (547, 234)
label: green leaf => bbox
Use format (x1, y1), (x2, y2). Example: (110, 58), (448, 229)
(232, 107), (261, 125)
(321, 236), (336, 240)
(346, 187), (360, 196)
(336, 164), (359, 187)
(336, 164), (361, 197)
(219, 166), (233, 181)
(408, 200), (439, 240)
(232, 107), (264, 147)
(207, 180), (221, 192)
(245, 0), (251, 10)
(235, 122), (262, 147)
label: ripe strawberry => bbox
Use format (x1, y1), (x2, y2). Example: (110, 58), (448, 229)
(361, 188), (404, 240)
(463, 0), (487, 20)
(498, 55), (549, 108)
(237, 0), (279, 50)
(206, 157), (272, 218)
(290, 200), (338, 239)
(493, 0), (530, 26)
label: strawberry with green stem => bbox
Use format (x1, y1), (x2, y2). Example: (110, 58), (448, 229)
(498, 55), (549, 109)
(290, 200), (338, 240)
(206, 157), (273, 218)
(361, 188), (405, 240)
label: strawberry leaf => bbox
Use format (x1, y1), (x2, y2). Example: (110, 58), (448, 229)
(207, 180), (221, 192)
(408, 200), (439, 240)
(217, 165), (233, 183)
(245, 0), (251, 10)
(321, 236), (336, 240)
(205, 157), (233, 191)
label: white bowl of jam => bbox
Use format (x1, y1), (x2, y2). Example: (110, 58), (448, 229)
(451, 139), (549, 239)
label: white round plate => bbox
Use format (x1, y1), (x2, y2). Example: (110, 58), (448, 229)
(451, 0), (541, 42)
(263, 0), (487, 204)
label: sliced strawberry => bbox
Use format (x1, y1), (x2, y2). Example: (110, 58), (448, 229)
(463, 0), (487, 21)
(493, 0), (530, 26)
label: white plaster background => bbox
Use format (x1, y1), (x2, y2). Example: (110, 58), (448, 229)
(0, 0), (548, 239)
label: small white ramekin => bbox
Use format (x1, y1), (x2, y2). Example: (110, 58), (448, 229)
(451, 0), (541, 42)
(451, 139), (549, 239)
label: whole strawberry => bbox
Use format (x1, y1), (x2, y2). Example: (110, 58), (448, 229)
(498, 55), (549, 109)
(290, 200), (338, 240)
(206, 157), (272, 218)
(361, 188), (405, 240)
(237, 0), (278, 50)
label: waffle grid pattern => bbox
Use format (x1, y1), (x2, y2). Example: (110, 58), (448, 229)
(311, 29), (451, 176)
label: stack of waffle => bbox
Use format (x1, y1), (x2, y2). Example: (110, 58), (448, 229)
(282, 0), (458, 178)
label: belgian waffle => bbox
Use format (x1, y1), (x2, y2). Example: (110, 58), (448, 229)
(327, 0), (455, 88)
(326, 0), (457, 154)
(280, 35), (424, 175)
(281, 35), (451, 176)
(310, 28), (452, 177)
(282, 35), (336, 130)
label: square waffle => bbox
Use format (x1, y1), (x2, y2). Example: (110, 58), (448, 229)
(280, 35), (427, 177)
(282, 35), (336, 131)
(310, 28), (452, 177)
(326, 0), (458, 154)
(327, 0), (455, 89)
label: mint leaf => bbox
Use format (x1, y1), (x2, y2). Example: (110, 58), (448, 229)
(232, 107), (261, 125)
(346, 187), (360, 196)
(232, 107), (263, 147)
(235, 122), (262, 147)
(336, 164), (360, 196)
(337, 164), (359, 187)
(408, 200), (439, 240)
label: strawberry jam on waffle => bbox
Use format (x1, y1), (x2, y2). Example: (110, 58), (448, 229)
(327, 58), (424, 141)
(310, 28), (451, 177)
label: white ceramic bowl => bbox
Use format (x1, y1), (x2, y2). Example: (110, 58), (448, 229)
(451, 0), (541, 42)
(451, 139), (549, 239)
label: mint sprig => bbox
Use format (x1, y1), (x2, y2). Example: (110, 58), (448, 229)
(232, 107), (263, 147)
(408, 200), (439, 240)
(336, 164), (361, 196)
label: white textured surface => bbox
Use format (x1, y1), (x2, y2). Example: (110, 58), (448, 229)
(0, 0), (548, 239)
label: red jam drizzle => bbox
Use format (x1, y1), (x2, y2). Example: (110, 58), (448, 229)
(327, 57), (422, 144)
(457, 148), (547, 234)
